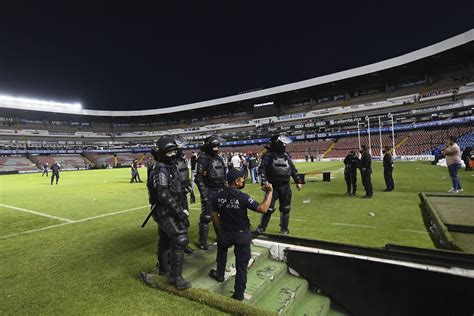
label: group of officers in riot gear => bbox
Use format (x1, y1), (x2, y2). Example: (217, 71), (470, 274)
(145, 134), (302, 296)
(343, 144), (395, 198)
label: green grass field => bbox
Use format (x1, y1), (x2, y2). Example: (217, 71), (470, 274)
(1, 161), (472, 314)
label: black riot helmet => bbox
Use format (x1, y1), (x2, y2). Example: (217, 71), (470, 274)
(204, 135), (225, 155)
(269, 135), (292, 153)
(151, 135), (179, 164)
(174, 136), (189, 158)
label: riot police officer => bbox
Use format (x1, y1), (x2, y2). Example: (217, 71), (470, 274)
(359, 144), (373, 198)
(256, 135), (303, 235)
(383, 146), (395, 192)
(343, 151), (359, 196)
(194, 135), (227, 250)
(147, 136), (191, 290)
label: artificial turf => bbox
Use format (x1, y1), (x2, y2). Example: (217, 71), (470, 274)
(0, 161), (472, 314)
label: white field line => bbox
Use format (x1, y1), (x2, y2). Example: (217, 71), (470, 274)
(72, 205), (148, 223)
(0, 204), (74, 223)
(332, 222), (376, 228)
(0, 205), (148, 240)
(0, 223), (71, 239)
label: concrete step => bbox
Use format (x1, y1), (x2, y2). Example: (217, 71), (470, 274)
(291, 290), (332, 316)
(217, 254), (288, 303)
(255, 273), (309, 315)
(191, 247), (237, 291)
(181, 247), (219, 283)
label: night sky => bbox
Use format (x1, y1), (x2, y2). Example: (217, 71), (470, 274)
(0, 2), (472, 111)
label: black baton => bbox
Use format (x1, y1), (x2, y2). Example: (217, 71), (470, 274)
(141, 204), (157, 228)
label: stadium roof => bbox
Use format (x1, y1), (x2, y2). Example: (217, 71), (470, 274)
(1, 29), (473, 117)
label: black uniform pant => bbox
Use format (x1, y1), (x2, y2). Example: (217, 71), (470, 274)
(258, 183), (292, 232)
(344, 170), (357, 194)
(360, 169), (373, 196)
(199, 187), (224, 245)
(156, 216), (189, 276)
(216, 230), (251, 299)
(384, 167), (394, 191)
(51, 172), (59, 184)
(42, 169), (48, 176)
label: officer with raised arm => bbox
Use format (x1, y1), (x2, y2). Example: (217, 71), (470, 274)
(209, 168), (273, 301)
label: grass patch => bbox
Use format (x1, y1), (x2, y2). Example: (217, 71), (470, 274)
(0, 161), (472, 314)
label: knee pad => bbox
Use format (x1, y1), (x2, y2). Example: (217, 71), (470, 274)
(173, 233), (189, 248)
(280, 205), (291, 214)
(200, 213), (212, 223)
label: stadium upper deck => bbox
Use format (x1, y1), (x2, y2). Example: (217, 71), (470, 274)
(1, 29), (473, 122)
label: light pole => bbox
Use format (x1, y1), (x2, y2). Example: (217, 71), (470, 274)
(378, 116), (383, 157)
(357, 120), (361, 150)
(388, 113), (396, 157)
(366, 116), (372, 155)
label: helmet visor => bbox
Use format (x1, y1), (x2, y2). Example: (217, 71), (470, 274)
(174, 136), (189, 148)
(277, 135), (292, 144)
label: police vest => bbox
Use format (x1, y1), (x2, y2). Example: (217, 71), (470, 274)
(267, 152), (292, 182)
(206, 155), (226, 186)
(175, 158), (190, 187)
(147, 162), (182, 206)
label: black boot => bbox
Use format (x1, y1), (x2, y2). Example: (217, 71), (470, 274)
(197, 222), (210, 250)
(169, 249), (191, 290)
(280, 213), (290, 235)
(184, 246), (194, 255)
(157, 249), (170, 276)
(256, 211), (272, 234)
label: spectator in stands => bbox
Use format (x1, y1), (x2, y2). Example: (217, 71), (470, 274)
(130, 160), (142, 183)
(41, 163), (49, 177)
(443, 137), (463, 193)
(383, 146), (395, 192)
(248, 153), (259, 184)
(343, 151), (359, 196)
(209, 168), (272, 301)
(50, 161), (61, 185)
(461, 146), (472, 171)
(359, 144), (373, 198)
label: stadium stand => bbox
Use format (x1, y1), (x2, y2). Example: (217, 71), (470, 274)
(0, 156), (38, 172)
(0, 31), (472, 171)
